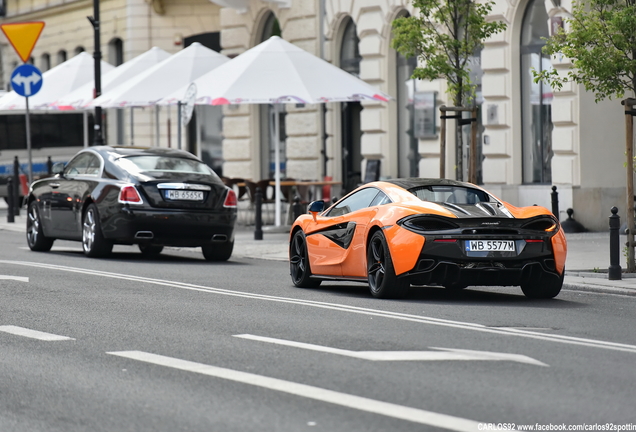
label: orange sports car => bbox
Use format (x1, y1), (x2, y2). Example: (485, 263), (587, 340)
(289, 179), (567, 299)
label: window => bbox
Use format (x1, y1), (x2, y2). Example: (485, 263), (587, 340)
(409, 185), (491, 204)
(0, 113), (91, 150)
(520, 0), (553, 184)
(327, 188), (380, 216)
(339, 18), (363, 193)
(64, 153), (102, 177)
(117, 156), (220, 178)
(259, 13), (285, 180)
(40, 53), (51, 72)
(108, 38), (124, 66)
(370, 191), (392, 207)
(57, 50), (67, 65)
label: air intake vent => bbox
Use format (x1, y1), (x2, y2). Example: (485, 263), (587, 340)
(400, 216), (459, 232)
(523, 217), (558, 232)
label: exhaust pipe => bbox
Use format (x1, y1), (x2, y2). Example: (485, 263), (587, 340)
(135, 231), (154, 239)
(212, 234), (227, 242)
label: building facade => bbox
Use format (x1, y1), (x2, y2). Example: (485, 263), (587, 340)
(0, 0), (629, 230)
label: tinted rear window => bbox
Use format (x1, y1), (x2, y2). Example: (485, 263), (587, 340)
(117, 156), (216, 176)
(409, 185), (491, 204)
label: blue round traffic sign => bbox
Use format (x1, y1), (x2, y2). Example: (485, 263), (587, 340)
(11, 64), (43, 97)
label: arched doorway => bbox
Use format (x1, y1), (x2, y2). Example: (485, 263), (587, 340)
(520, 0), (553, 184)
(184, 33), (223, 174)
(259, 12), (285, 180)
(340, 18), (362, 192)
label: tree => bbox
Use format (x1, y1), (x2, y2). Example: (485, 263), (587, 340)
(392, 0), (506, 181)
(534, 0), (636, 271)
(391, 0), (506, 108)
(533, 0), (636, 101)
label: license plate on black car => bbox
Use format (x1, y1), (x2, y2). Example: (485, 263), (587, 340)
(166, 190), (204, 201)
(466, 240), (515, 252)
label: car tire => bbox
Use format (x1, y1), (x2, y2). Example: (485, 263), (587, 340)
(138, 244), (164, 257)
(26, 201), (54, 252)
(521, 270), (564, 299)
(202, 240), (234, 261)
(367, 231), (409, 299)
(289, 230), (321, 288)
(82, 204), (113, 258)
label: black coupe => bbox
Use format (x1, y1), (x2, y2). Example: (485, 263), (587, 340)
(26, 146), (237, 260)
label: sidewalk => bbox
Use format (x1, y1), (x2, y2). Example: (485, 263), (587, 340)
(1, 204), (634, 296)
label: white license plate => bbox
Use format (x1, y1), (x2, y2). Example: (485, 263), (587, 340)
(465, 240), (515, 252)
(166, 190), (204, 201)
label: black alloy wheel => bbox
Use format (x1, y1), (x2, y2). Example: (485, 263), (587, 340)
(202, 240), (234, 261)
(289, 230), (321, 288)
(367, 231), (409, 299)
(82, 204), (113, 258)
(521, 270), (564, 299)
(26, 201), (54, 252)
(138, 244), (164, 257)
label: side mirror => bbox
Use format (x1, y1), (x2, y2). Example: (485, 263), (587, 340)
(308, 200), (325, 213)
(308, 200), (325, 221)
(52, 162), (65, 175)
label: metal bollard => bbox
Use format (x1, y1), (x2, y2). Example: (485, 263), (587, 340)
(13, 156), (20, 217)
(6, 177), (14, 223)
(609, 206), (622, 280)
(551, 186), (559, 220)
(292, 195), (303, 221)
(254, 186), (263, 241)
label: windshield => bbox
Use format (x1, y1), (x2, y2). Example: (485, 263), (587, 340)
(409, 185), (493, 205)
(117, 156), (215, 176)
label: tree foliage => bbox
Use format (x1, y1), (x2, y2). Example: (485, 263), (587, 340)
(391, 0), (506, 107)
(534, 0), (636, 101)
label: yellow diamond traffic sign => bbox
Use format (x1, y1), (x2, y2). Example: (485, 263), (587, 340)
(0, 21), (45, 63)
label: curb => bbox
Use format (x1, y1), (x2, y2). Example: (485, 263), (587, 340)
(563, 281), (636, 296)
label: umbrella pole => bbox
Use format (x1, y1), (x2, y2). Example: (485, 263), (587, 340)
(178, 101), (183, 150)
(83, 110), (89, 148)
(130, 107), (135, 146)
(274, 103), (282, 227)
(155, 105), (160, 147)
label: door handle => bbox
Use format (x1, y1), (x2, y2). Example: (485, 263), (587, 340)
(50, 183), (60, 188)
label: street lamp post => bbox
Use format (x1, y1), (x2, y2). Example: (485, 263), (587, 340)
(88, 0), (103, 146)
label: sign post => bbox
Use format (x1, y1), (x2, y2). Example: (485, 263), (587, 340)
(10, 64), (43, 184)
(1, 21), (45, 186)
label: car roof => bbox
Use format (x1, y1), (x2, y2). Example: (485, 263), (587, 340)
(383, 178), (482, 190)
(87, 145), (200, 160)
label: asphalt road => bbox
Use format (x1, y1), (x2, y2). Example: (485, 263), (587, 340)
(1, 229), (636, 432)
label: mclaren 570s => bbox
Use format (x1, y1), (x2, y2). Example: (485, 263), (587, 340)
(289, 179), (566, 299)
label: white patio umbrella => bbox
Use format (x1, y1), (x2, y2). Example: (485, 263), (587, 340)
(50, 47), (171, 110)
(0, 52), (114, 111)
(158, 35), (391, 226)
(88, 42), (229, 108)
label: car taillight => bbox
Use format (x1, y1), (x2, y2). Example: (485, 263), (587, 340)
(223, 189), (237, 208)
(119, 185), (143, 204)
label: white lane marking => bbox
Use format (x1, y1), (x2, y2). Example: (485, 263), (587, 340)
(0, 325), (74, 341)
(0, 275), (29, 282)
(19, 246), (82, 253)
(234, 334), (548, 366)
(3, 259), (636, 354)
(107, 350), (482, 431)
